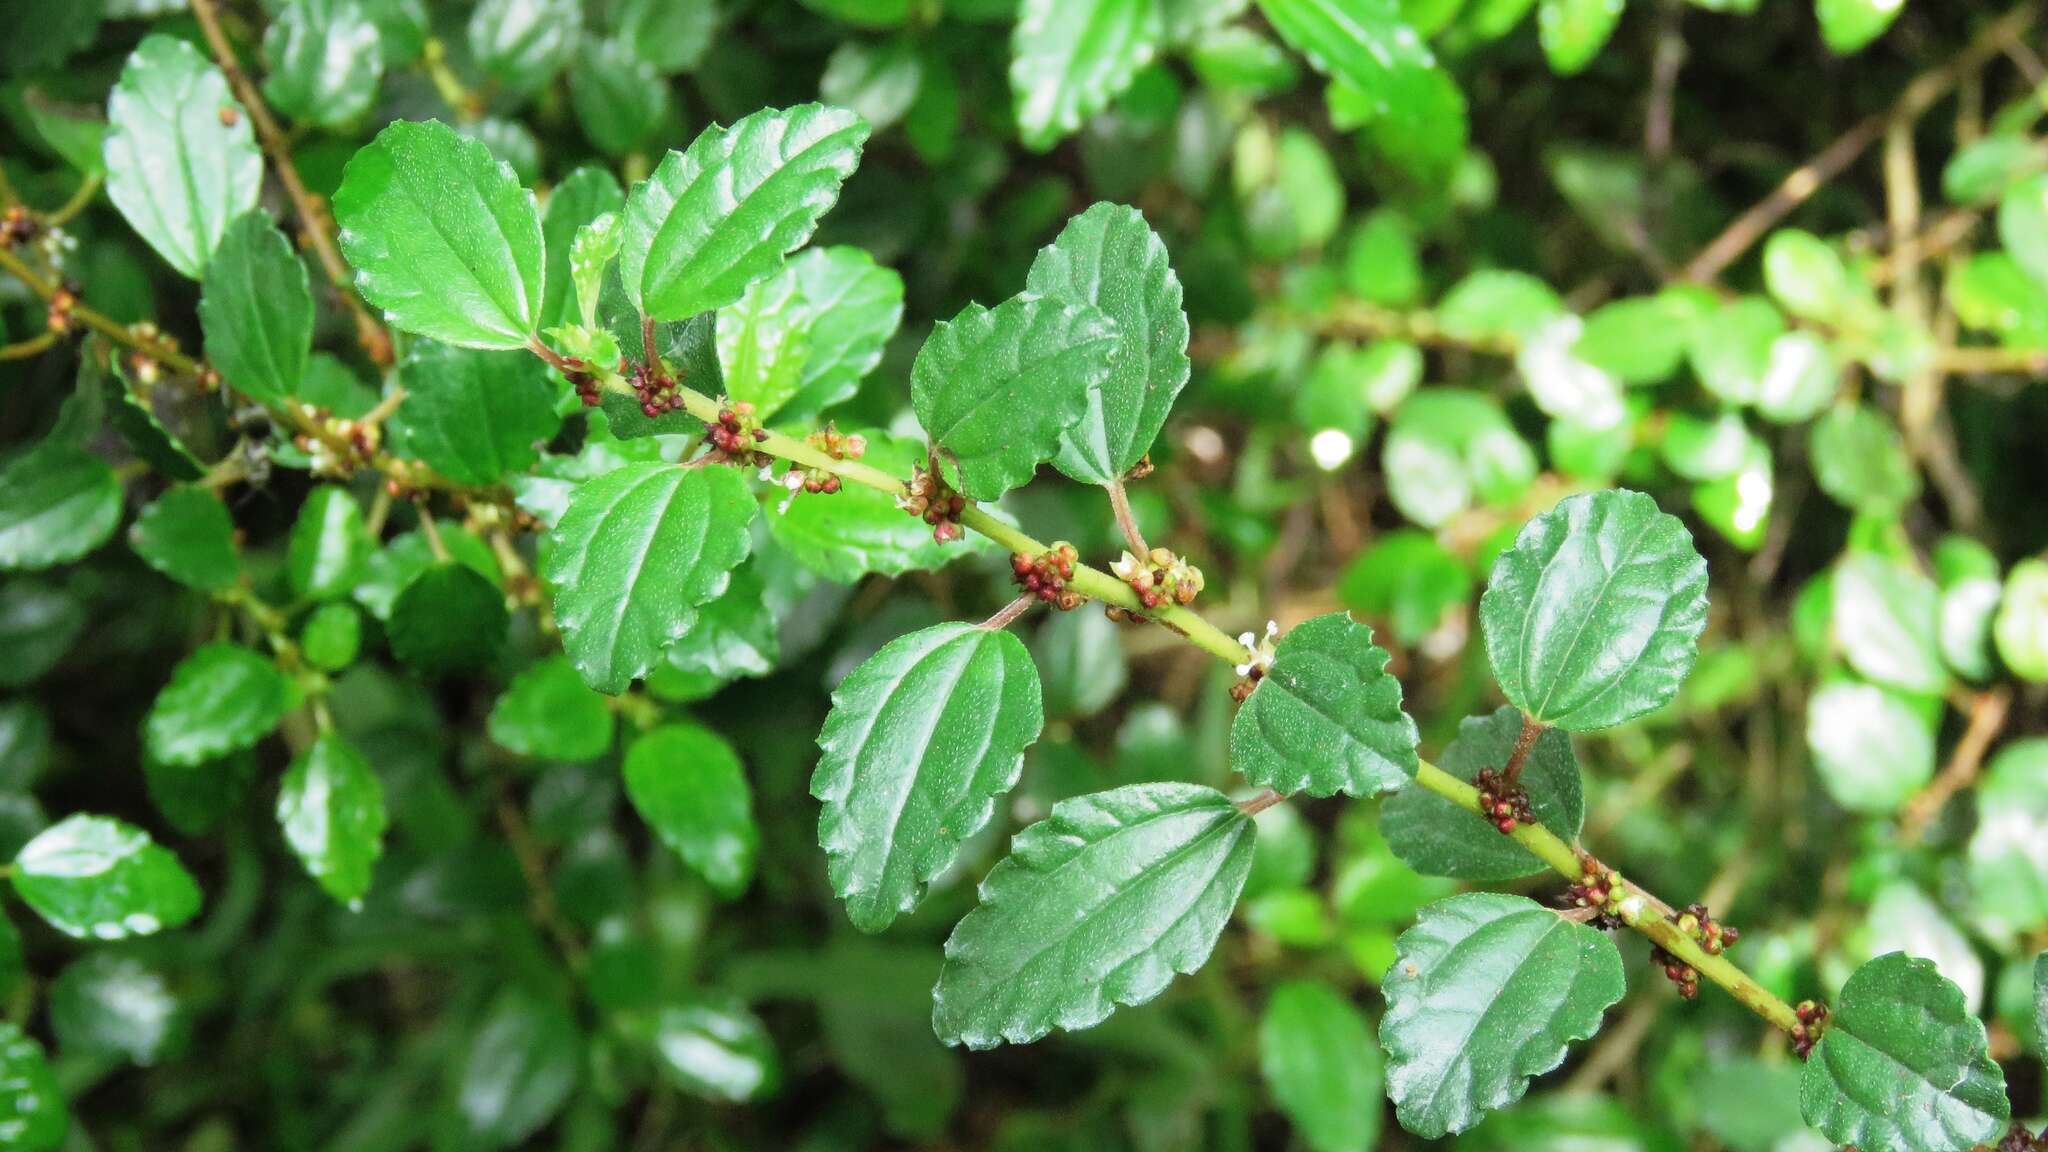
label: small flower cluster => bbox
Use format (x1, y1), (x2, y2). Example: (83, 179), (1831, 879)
(1011, 544), (1083, 610)
(702, 400), (772, 467)
(1110, 547), (1204, 610)
(793, 425), (866, 494)
(628, 357), (687, 417)
(1791, 1000), (1829, 1059)
(124, 322), (180, 383)
(897, 461), (965, 543)
(1652, 943), (1702, 999)
(1474, 767), (1535, 834)
(1228, 621), (1279, 700)
(1675, 902), (1739, 955)
(45, 279), (80, 336)
(296, 406), (381, 478)
(0, 204), (37, 249)
(1563, 852), (1625, 928)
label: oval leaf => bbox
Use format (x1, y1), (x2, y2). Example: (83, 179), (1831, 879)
(129, 485), (241, 592)
(1010, 0), (1160, 151)
(543, 463), (755, 694)
(1231, 613), (1417, 798)
(143, 643), (293, 768)
(1481, 489), (1709, 730)
(813, 622), (1044, 932)
(623, 724), (757, 898)
(932, 782), (1255, 1048)
(276, 729), (387, 907)
(487, 654), (615, 761)
(0, 1022), (65, 1151)
(390, 341), (562, 485)
(103, 36), (262, 278)
(1380, 892), (1625, 1138)
(10, 814), (202, 941)
(0, 442), (122, 573)
(1260, 980), (1383, 1152)
(198, 211), (313, 405)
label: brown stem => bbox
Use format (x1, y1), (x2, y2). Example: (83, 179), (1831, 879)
(1106, 477), (1149, 556)
(527, 335), (583, 374)
(0, 331), (57, 361)
(1681, 2), (2038, 283)
(1899, 687), (2012, 841)
(1500, 713), (1545, 788)
(188, 0), (392, 367)
(495, 785), (587, 972)
(1235, 789), (1285, 817)
(641, 314), (659, 375)
(979, 592), (1037, 632)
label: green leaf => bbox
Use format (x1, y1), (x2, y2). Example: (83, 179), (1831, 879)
(1337, 529), (1470, 646)
(144, 643), (292, 767)
(488, 655), (615, 760)
(1027, 202), (1191, 483)
(1384, 389), (1537, 528)
(25, 96), (108, 177)
(1816, 0), (1907, 55)
(129, 485), (240, 592)
(1756, 331), (1838, 424)
(1999, 173), (2048, 290)
(1538, 0), (1623, 75)
(467, 0), (580, 92)
(777, 246), (906, 423)
(932, 782), (1256, 1048)
(48, 952), (185, 1067)
(636, 998), (780, 1102)
(543, 463), (755, 693)
(1763, 229), (1849, 322)
(623, 724), (757, 898)
(1996, 559), (2048, 681)
(1260, 980), (1382, 1152)
(1801, 952), (2008, 1152)
(103, 36), (262, 278)
(1966, 740), (2048, 942)
(1574, 293), (1697, 385)
(277, 729), (386, 907)
(1833, 555), (1946, 695)
(353, 524), (500, 621)
(621, 104), (869, 321)
(821, 36), (924, 132)
(0, 1021), (64, 1150)
(1231, 613), (1417, 797)
(1381, 893), (1625, 1138)
(664, 564), (780, 683)
(10, 814), (202, 940)
(1811, 402), (1920, 516)
(0, 584), (83, 690)
(1949, 253), (2048, 349)
(607, 0), (717, 74)
(570, 37), (671, 156)
(1688, 297), (1784, 406)
(716, 261), (810, 421)
(1480, 489), (1709, 730)
(390, 342), (561, 484)
(198, 211), (313, 406)
(0, 442), (122, 572)
(912, 294), (1118, 500)
(540, 166), (624, 331)
(1259, 0), (1445, 172)
(1033, 608), (1128, 719)
(287, 486), (372, 600)
(263, 0), (383, 127)
(300, 603), (361, 672)
(766, 431), (984, 581)
(1805, 679), (1935, 814)
(334, 118), (545, 348)
(814, 623), (1044, 932)
(388, 562), (508, 677)
(1382, 706), (1583, 880)
(1010, 0), (1161, 151)
(457, 991), (581, 1147)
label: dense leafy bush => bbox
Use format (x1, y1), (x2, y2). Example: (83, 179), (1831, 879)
(1, 0), (2047, 1149)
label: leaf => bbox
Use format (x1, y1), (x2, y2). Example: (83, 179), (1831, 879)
(540, 166), (624, 331)
(716, 262), (810, 421)
(821, 36), (924, 132)
(1231, 613), (1417, 797)
(0, 584), (83, 690)
(911, 294), (1118, 500)
(488, 655), (615, 760)
(0, 1021), (64, 1150)
(1384, 389), (1537, 528)
(9, 814), (202, 940)
(569, 37), (671, 156)
(607, 0), (717, 74)
(663, 564), (781, 683)
(636, 998), (780, 1102)
(1380, 893), (1626, 1138)
(277, 729), (386, 907)
(1480, 489), (1709, 730)
(1010, 0), (1161, 151)
(1966, 740), (2048, 942)
(197, 211), (315, 407)
(1805, 679), (1935, 814)
(813, 623), (1044, 932)
(1382, 706), (1583, 880)
(129, 485), (240, 592)
(388, 562), (509, 677)
(353, 524), (500, 621)
(932, 782), (1256, 1048)
(1833, 556), (1947, 695)
(1026, 202), (1191, 483)
(48, 952), (185, 1067)
(621, 104), (869, 321)
(1033, 608), (1128, 719)
(766, 431), (985, 581)
(1259, 0), (1447, 172)
(1338, 528), (1470, 646)
(780, 246), (906, 423)
(1999, 174), (2048, 290)
(1816, 0), (1907, 55)
(1688, 297), (1784, 406)
(262, 0), (384, 127)
(0, 442), (122, 572)
(1260, 980), (1382, 1152)
(623, 724), (757, 897)
(144, 643), (292, 767)
(390, 342), (561, 484)
(103, 36), (262, 278)
(1538, 0), (1623, 75)
(144, 746), (255, 837)
(543, 463), (755, 693)
(1801, 952), (2009, 1152)
(457, 990), (581, 1147)
(287, 486), (372, 600)
(1996, 559), (2048, 682)
(467, 0), (580, 92)
(1811, 402), (1921, 515)
(1763, 229), (1850, 322)
(334, 118), (545, 349)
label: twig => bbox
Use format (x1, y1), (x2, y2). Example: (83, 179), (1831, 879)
(189, 0), (393, 367)
(1501, 714), (1545, 788)
(1900, 687), (2012, 841)
(1106, 477), (1149, 556)
(1681, 2), (2039, 283)
(978, 592), (1036, 632)
(1235, 789), (1284, 817)
(494, 785), (587, 972)
(0, 332), (57, 361)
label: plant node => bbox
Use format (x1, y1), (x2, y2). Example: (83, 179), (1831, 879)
(1676, 901), (1739, 955)
(897, 459), (965, 543)
(1792, 1000), (1830, 1059)
(628, 355), (688, 417)
(1652, 943), (1702, 999)
(1111, 547), (1205, 609)
(1474, 766), (1535, 835)
(702, 399), (773, 467)
(1012, 543), (1083, 609)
